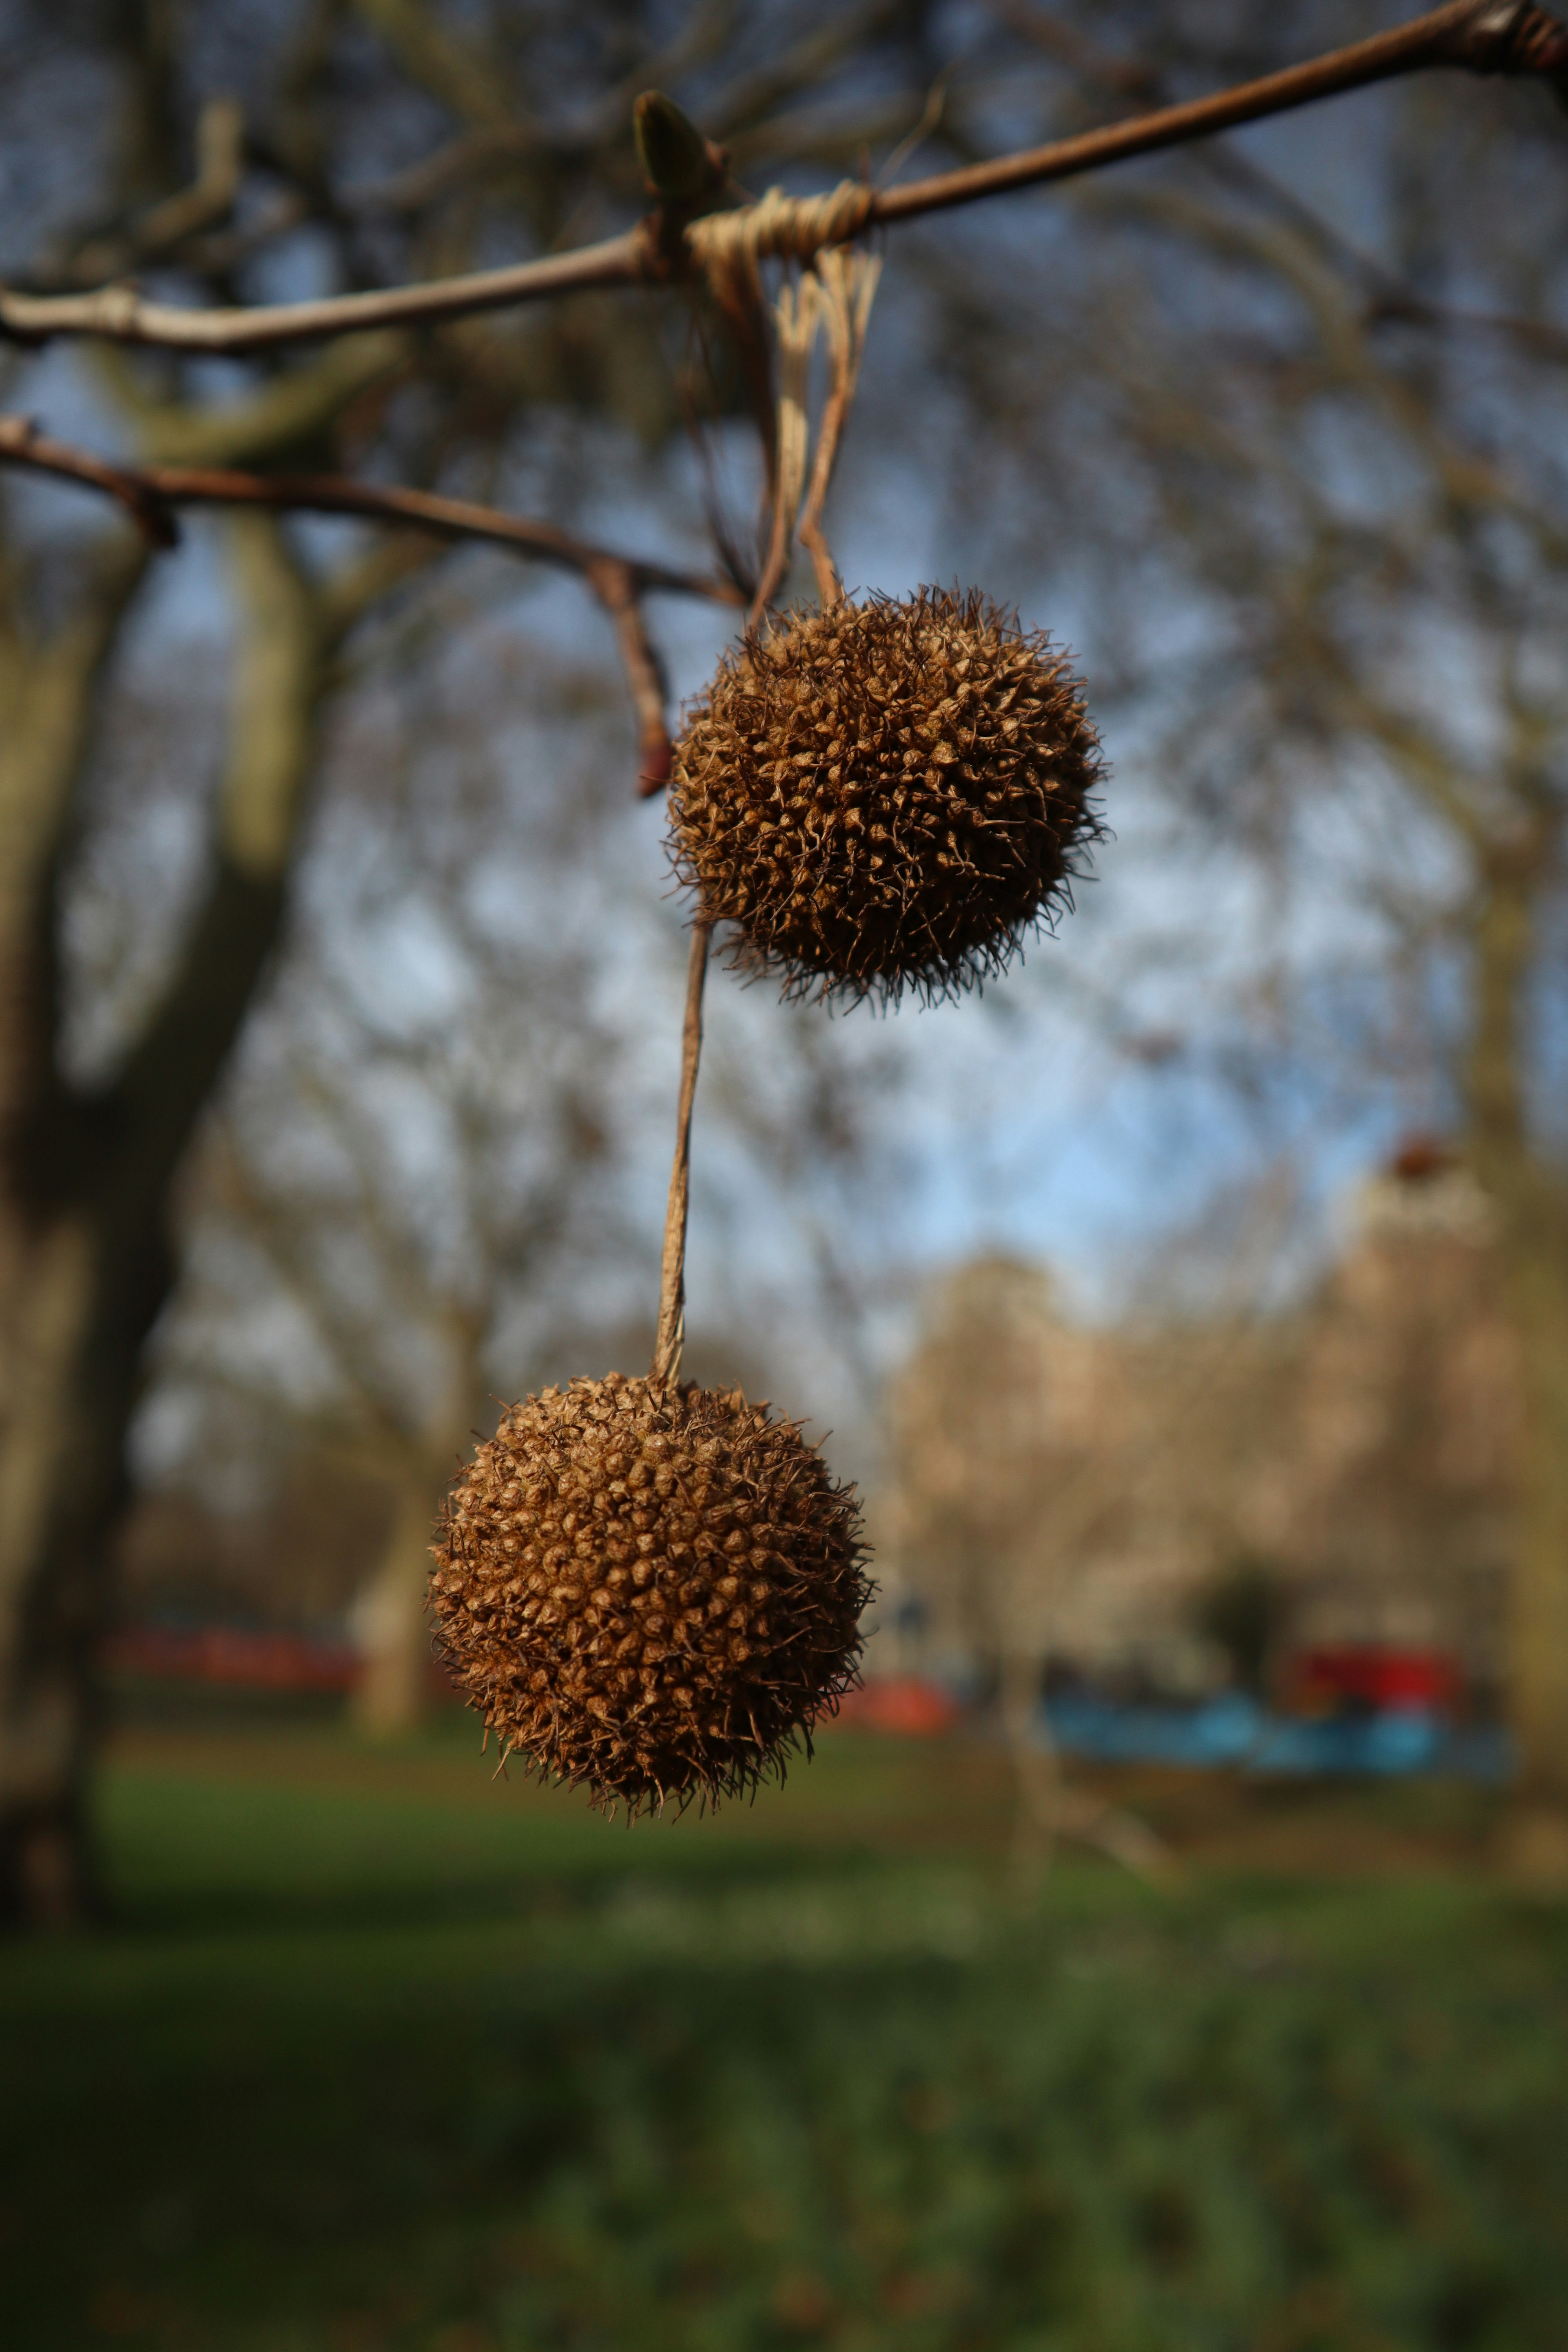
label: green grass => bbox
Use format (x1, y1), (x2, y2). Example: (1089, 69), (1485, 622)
(2, 1724), (1566, 2351)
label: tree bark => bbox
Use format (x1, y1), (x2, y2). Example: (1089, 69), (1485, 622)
(0, 515), (327, 1926)
(0, 539), (149, 1924)
(1466, 828), (1568, 1804)
(351, 1468), (444, 1738)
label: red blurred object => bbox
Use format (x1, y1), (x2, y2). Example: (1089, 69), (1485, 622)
(105, 1623), (361, 1693)
(1287, 1646), (1461, 1715)
(833, 1676), (961, 1735)
(1389, 1134), (1453, 1183)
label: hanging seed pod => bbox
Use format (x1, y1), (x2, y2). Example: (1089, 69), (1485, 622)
(430, 1371), (870, 1815)
(669, 586), (1105, 1006)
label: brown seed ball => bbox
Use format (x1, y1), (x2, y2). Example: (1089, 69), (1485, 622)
(668, 586), (1105, 1006)
(430, 1371), (871, 1816)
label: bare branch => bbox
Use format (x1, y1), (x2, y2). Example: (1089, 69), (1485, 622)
(0, 231), (650, 353)
(593, 564), (678, 797)
(1, 4), (1560, 354)
(1096, 189), (1568, 566)
(873, 1), (1568, 222)
(47, 96), (246, 291)
(0, 417), (179, 549)
(0, 416), (728, 794)
(351, 0), (517, 132)
(0, 409), (729, 795)
(0, 415), (740, 603)
(341, 125), (540, 218)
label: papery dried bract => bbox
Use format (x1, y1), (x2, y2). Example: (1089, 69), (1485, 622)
(430, 1372), (870, 1814)
(669, 586), (1104, 1006)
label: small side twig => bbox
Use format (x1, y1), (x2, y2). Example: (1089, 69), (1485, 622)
(592, 559), (677, 797)
(2, 4), (1560, 354)
(64, 97), (247, 288)
(0, 415), (180, 547)
(651, 921), (711, 1390)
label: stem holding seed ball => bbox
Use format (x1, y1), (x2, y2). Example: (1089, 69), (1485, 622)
(652, 919), (711, 1388)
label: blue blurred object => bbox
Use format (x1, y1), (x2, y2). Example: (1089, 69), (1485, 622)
(1043, 1690), (1514, 1780)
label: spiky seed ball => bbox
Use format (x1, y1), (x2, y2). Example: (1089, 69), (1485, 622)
(668, 586), (1104, 1006)
(430, 1372), (871, 1816)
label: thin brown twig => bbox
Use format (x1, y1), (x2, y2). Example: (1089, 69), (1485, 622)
(0, 415), (739, 601)
(590, 558), (677, 797)
(651, 920), (711, 1390)
(39, 96), (248, 293)
(0, 4), (1560, 353)
(0, 415), (181, 546)
(871, 2), (1568, 222)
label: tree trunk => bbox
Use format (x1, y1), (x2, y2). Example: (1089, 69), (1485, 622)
(999, 1641), (1058, 1894)
(1466, 832), (1568, 1806)
(351, 1470), (443, 1738)
(0, 516), (326, 1926)
(0, 542), (149, 1924)
(0, 1217), (103, 1923)
(998, 1626), (1174, 1891)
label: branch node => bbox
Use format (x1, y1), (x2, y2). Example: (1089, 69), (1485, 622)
(686, 181), (877, 284)
(1439, 0), (1568, 76)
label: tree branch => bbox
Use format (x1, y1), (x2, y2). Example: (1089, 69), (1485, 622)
(49, 97), (246, 292)
(100, 518), (323, 1236)
(351, 0), (517, 132)
(0, 539), (152, 1209)
(120, 333), (407, 471)
(0, 415), (739, 603)
(0, 417), (726, 793)
(0, 231), (650, 352)
(0, 3), (1560, 354)
(0, 417), (180, 548)
(873, 0), (1568, 224)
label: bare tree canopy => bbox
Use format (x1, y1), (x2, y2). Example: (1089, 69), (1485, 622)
(1, 0), (1565, 1920)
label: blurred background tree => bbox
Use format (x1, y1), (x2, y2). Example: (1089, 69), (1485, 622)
(0, 0), (1563, 1925)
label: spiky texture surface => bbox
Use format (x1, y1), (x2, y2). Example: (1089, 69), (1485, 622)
(430, 1374), (870, 1815)
(669, 587), (1104, 1005)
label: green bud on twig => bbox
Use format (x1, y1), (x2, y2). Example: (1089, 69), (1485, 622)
(633, 90), (729, 210)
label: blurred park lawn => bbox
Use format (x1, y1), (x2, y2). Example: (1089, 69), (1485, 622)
(3, 1716), (1566, 2352)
